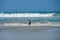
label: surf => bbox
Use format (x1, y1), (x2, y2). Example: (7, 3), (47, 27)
(0, 13), (55, 17)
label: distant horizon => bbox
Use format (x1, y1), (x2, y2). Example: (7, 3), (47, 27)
(0, 11), (60, 13)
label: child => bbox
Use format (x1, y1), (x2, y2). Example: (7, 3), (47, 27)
(28, 20), (31, 25)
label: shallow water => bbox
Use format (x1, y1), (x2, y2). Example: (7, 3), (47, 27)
(0, 26), (60, 40)
(0, 16), (60, 24)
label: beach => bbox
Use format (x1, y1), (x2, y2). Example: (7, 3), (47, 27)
(0, 22), (60, 32)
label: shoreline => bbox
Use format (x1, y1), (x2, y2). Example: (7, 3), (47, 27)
(0, 23), (60, 26)
(0, 23), (60, 31)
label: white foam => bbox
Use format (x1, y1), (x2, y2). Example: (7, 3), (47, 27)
(0, 13), (55, 17)
(4, 22), (60, 26)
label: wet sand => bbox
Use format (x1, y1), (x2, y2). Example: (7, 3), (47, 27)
(0, 23), (60, 32)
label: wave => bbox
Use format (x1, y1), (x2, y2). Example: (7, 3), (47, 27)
(0, 22), (59, 26)
(0, 13), (55, 17)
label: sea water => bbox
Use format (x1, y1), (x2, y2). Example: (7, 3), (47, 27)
(0, 13), (60, 40)
(0, 13), (60, 23)
(0, 16), (60, 24)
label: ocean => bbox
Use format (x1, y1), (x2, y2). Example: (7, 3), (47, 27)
(0, 13), (60, 40)
(0, 13), (60, 24)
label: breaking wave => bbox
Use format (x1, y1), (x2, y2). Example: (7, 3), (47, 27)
(0, 13), (55, 17)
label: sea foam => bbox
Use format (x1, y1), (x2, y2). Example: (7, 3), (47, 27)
(0, 13), (55, 17)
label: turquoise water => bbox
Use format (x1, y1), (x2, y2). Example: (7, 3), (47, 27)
(0, 13), (60, 24)
(0, 28), (60, 40)
(0, 16), (60, 24)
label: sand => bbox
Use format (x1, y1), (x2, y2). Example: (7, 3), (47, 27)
(0, 23), (60, 31)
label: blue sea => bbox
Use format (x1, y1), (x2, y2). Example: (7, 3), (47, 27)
(0, 13), (60, 24)
(0, 13), (60, 40)
(0, 16), (60, 23)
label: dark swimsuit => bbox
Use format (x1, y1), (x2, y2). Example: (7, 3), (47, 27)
(28, 20), (31, 25)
